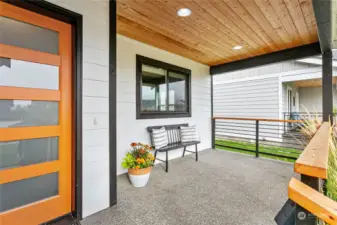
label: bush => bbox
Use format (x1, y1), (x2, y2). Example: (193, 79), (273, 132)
(121, 142), (155, 169)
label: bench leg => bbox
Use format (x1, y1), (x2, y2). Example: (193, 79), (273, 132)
(182, 146), (186, 157)
(154, 150), (157, 164)
(195, 144), (198, 161)
(165, 151), (168, 173)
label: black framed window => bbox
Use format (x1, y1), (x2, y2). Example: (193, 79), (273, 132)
(136, 55), (191, 119)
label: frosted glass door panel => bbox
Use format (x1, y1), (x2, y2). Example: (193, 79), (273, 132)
(0, 100), (59, 127)
(0, 137), (59, 170)
(0, 58), (59, 90)
(0, 173), (59, 212)
(0, 16), (59, 54)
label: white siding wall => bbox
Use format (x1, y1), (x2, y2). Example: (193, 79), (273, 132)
(213, 61), (323, 120)
(213, 61), (314, 121)
(47, 0), (110, 218)
(213, 61), (314, 83)
(46, 1), (211, 218)
(282, 83), (299, 113)
(213, 62), (316, 142)
(213, 76), (280, 119)
(117, 35), (211, 175)
(299, 86), (337, 112)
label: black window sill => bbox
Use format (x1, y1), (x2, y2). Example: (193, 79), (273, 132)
(137, 112), (191, 119)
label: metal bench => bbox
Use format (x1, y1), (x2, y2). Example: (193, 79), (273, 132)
(147, 123), (200, 172)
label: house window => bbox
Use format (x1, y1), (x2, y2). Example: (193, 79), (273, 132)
(136, 55), (191, 119)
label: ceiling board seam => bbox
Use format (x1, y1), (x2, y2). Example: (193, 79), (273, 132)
(283, 0), (311, 44)
(241, 0), (287, 49)
(197, 0), (267, 55)
(298, 0), (318, 43)
(150, 0), (242, 60)
(117, 16), (208, 65)
(118, 1), (234, 63)
(253, 0), (293, 48)
(175, 0), (254, 58)
(150, 0), (243, 62)
(268, 0), (303, 46)
(297, 0), (312, 41)
(224, 0), (279, 51)
(216, 0), (274, 52)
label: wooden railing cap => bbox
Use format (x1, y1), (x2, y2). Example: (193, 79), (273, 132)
(288, 178), (337, 224)
(295, 122), (330, 179)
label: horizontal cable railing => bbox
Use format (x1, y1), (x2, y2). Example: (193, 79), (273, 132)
(212, 117), (308, 162)
(283, 112), (337, 126)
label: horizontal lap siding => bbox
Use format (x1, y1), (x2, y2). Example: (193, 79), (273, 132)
(214, 72), (282, 142)
(47, 0), (109, 218)
(299, 86), (337, 112)
(213, 61), (315, 143)
(213, 61), (312, 83)
(117, 35), (211, 175)
(214, 77), (280, 119)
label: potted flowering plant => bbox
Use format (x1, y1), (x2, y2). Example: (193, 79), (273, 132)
(121, 142), (155, 187)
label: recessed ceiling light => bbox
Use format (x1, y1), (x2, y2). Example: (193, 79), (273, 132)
(177, 8), (192, 17)
(233, 45), (243, 50)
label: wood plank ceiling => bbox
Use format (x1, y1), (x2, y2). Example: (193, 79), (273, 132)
(294, 78), (337, 88)
(117, 0), (318, 66)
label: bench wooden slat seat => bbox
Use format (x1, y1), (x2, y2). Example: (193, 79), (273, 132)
(156, 141), (200, 152)
(147, 124), (200, 172)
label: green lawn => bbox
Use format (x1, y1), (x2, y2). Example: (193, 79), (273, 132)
(215, 139), (302, 163)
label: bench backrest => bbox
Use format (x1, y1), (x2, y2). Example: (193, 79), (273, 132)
(147, 124), (188, 145)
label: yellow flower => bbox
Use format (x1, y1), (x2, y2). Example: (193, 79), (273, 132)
(135, 165), (140, 169)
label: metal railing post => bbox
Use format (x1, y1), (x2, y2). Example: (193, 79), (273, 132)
(295, 175), (320, 225)
(212, 118), (215, 149)
(255, 120), (259, 158)
(283, 113), (286, 133)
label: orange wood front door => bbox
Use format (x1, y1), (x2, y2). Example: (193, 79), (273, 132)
(0, 2), (73, 225)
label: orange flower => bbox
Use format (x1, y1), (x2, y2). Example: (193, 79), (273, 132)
(139, 148), (146, 154)
(135, 165), (140, 169)
(136, 158), (142, 164)
(131, 142), (137, 147)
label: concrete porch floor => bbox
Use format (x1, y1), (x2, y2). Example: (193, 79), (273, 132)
(81, 149), (294, 225)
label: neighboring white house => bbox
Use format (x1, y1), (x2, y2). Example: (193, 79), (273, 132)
(213, 53), (337, 121)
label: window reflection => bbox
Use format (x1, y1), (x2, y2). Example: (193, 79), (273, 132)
(0, 173), (59, 212)
(141, 65), (188, 113)
(168, 72), (187, 112)
(0, 58), (59, 90)
(0, 137), (58, 170)
(0, 100), (59, 128)
(0, 16), (59, 54)
(141, 65), (167, 112)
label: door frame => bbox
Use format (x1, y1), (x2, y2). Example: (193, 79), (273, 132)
(287, 85), (293, 113)
(4, 0), (118, 222)
(4, 0), (84, 220)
